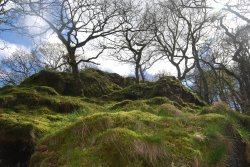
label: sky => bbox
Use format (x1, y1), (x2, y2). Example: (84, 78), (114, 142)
(0, 0), (229, 78)
(0, 15), (176, 78)
(0, 30), (175, 77)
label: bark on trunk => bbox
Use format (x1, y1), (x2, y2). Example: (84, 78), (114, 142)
(139, 66), (145, 82)
(135, 64), (140, 84)
(191, 36), (210, 103)
(68, 50), (84, 96)
(197, 62), (210, 103)
(71, 63), (84, 96)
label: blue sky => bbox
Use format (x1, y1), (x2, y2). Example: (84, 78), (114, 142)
(0, 31), (33, 47)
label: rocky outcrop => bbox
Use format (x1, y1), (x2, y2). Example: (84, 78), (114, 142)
(0, 121), (36, 167)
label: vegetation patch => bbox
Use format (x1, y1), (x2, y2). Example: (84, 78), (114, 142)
(107, 77), (205, 106)
(0, 86), (83, 113)
(0, 70), (249, 167)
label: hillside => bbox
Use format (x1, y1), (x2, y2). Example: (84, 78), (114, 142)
(0, 69), (249, 167)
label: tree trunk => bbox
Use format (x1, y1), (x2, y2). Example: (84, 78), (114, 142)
(135, 64), (140, 84)
(197, 63), (210, 103)
(71, 63), (84, 96)
(68, 50), (84, 96)
(139, 66), (145, 82)
(238, 58), (250, 114)
(191, 35), (210, 103)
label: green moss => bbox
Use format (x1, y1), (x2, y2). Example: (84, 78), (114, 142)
(208, 143), (227, 164)
(0, 120), (36, 141)
(158, 103), (183, 117)
(1, 70), (250, 167)
(0, 86), (84, 113)
(110, 100), (133, 110)
(21, 68), (126, 97)
(33, 86), (59, 95)
(107, 77), (205, 107)
(109, 100), (152, 113)
(146, 97), (170, 105)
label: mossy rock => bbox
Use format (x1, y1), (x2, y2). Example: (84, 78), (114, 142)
(21, 70), (73, 95)
(2, 69), (250, 167)
(21, 69), (204, 106)
(107, 77), (205, 106)
(80, 69), (122, 97)
(146, 97), (171, 105)
(0, 120), (37, 167)
(21, 68), (129, 97)
(0, 86), (82, 113)
(110, 100), (134, 110)
(83, 68), (136, 87)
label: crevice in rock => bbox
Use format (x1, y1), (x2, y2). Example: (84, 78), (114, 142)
(0, 139), (35, 167)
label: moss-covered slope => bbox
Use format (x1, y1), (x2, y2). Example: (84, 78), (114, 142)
(29, 100), (250, 167)
(0, 69), (249, 167)
(21, 68), (136, 97)
(0, 85), (106, 166)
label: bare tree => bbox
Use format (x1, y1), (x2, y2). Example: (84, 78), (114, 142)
(0, 49), (42, 85)
(0, 0), (12, 32)
(35, 42), (69, 71)
(154, 0), (195, 80)
(14, 0), (132, 95)
(177, 0), (250, 111)
(0, 0), (9, 16)
(108, 2), (161, 83)
(155, 0), (213, 103)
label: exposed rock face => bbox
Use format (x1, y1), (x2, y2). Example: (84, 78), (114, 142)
(0, 122), (36, 167)
(225, 123), (248, 167)
(0, 139), (34, 167)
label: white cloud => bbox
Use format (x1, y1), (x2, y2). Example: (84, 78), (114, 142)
(97, 57), (133, 76)
(0, 40), (30, 58)
(96, 55), (178, 78)
(148, 60), (177, 76)
(23, 15), (48, 35)
(34, 31), (62, 45)
(46, 33), (62, 44)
